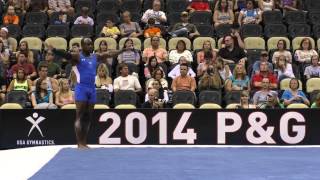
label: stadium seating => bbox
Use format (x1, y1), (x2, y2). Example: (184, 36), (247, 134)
(173, 103), (195, 109)
(114, 90), (137, 106)
(199, 103), (222, 109)
(192, 37), (216, 50)
(199, 90), (222, 105)
(172, 91), (196, 106)
(94, 37), (117, 50)
(168, 37), (191, 50)
(0, 103), (23, 109)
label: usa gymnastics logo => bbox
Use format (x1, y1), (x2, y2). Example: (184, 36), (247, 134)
(26, 113), (46, 137)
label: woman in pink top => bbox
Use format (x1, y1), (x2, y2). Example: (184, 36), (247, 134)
(55, 78), (74, 107)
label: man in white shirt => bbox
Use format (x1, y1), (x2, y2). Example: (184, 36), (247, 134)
(113, 63), (142, 92)
(304, 55), (320, 79)
(141, 0), (166, 25)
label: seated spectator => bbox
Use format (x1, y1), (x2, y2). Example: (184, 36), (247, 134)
(74, 7), (94, 26)
(7, 68), (32, 94)
(53, 11), (68, 25)
(252, 61), (277, 91)
(16, 41), (34, 64)
(100, 19), (120, 39)
(142, 88), (166, 109)
(272, 39), (292, 64)
(252, 77), (277, 107)
(0, 60), (13, 85)
(216, 57), (232, 82)
(142, 36), (168, 64)
(141, 0), (167, 25)
(263, 91), (284, 109)
(145, 79), (168, 102)
(146, 68), (168, 90)
(198, 64), (222, 91)
(168, 56), (196, 79)
(47, 0), (74, 17)
(294, 38), (318, 65)
(236, 90), (256, 109)
(304, 55), (320, 79)
(31, 78), (57, 109)
(144, 56), (163, 79)
(11, 52), (37, 80)
(187, 0), (211, 13)
(95, 40), (114, 75)
(117, 38), (140, 66)
(33, 63), (59, 94)
(55, 78), (74, 107)
(197, 51), (216, 77)
(252, 50), (273, 75)
(196, 40), (218, 64)
(274, 55), (294, 81)
(171, 63), (197, 92)
(213, 0), (235, 27)
(169, 40), (193, 65)
(0, 27), (15, 52)
(29, 0), (48, 12)
(311, 92), (320, 108)
(95, 63), (113, 93)
(218, 35), (247, 64)
(258, 0), (275, 11)
(0, 76), (6, 105)
(119, 11), (143, 38)
(71, 42), (80, 53)
(113, 63), (142, 92)
(238, 0), (262, 26)
(168, 11), (200, 40)
(0, 39), (9, 63)
(6, 0), (30, 15)
(280, 0), (299, 12)
(144, 18), (161, 38)
(3, 5), (19, 25)
(38, 50), (61, 78)
(281, 78), (310, 107)
(225, 63), (250, 91)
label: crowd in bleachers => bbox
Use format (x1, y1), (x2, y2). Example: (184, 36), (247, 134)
(0, 0), (320, 109)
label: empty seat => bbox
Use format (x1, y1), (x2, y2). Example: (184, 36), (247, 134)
(199, 103), (222, 109)
(166, 0), (189, 14)
(199, 90), (221, 105)
(7, 24), (21, 39)
(121, 0), (141, 13)
(262, 10), (283, 25)
(305, 0), (320, 12)
(61, 104), (76, 109)
(167, 12), (182, 26)
(173, 103), (195, 109)
(25, 12), (48, 25)
(97, 12), (120, 26)
(264, 24), (287, 38)
(246, 49), (263, 67)
(115, 104), (136, 109)
(22, 24), (45, 38)
(313, 24), (320, 39)
(287, 103), (309, 108)
(20, 37), (43, 51)
(94, 104), (110, 109)
(71, 24), (94, 38)
(288, 24), (311, 39)
(215, 24), (232, 38)
(308, 11), (320, 25)
(45, 37), (68, 50)
(5, 90), (28, 108)
(306, 78), (320, 94)
(96, 89), (110, 105)
(189, 11), (212, 25)
(172, 90), (196, 106)
(224, 91), (241, 105)
(0, 103), (23, 109)
(244, 37), (265, 49)
(240, 24), (263, 38)
(196, 24), (214, 37)
(168, 37), (191, 50)
(284, 11), (306, 25)
(193, 37), (216, 50)
(46, 24), (69, 39)
(114, 90), (137, 106)
(97, 0), (120, 13)
(75, 0), (96, 14)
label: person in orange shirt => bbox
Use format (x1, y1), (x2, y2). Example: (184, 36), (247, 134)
(171, 63), (197, 92)
(3, 6), (19, 25)
(144, 18), (161, 38)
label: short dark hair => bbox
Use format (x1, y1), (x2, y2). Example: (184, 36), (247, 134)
(180, 63), (189, 69)
(38, 63), (48, 71)
(118, 63), (128, 72)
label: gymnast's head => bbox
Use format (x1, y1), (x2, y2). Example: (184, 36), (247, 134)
(81, 38), (93, 54)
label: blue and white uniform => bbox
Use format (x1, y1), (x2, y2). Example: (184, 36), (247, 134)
(73, 52), (97, 103)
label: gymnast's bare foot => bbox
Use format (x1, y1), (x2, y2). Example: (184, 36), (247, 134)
(77, 144), (90, 149)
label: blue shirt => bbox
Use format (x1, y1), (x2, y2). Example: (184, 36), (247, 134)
(74, 52), (97, 88)
(281, 90), (307, 104)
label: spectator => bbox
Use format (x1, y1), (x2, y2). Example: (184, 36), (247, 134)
(198, 64), (223, 91)
(0, 76), (6, 105)
(7, 68), (32, 94)
(47, 0), (74, 17)
(263, 91), (284, 109)
(117, 38), (140, 66)
(237, 90), (256, 109)
(187, 0), (211, 13)
(259, 0), (275, 11)
(6, 0), (30, 15)
(0, 60), (13, 85)
(55, 78), (74, 107)
(0, 39), (9, 63)
(252, 61), (277, 90)
(238, 0), (262, 26)
(33, 63), (59, 94)
(234, 0), (247, 11)
(281, 78), (310, 107)
(216, 57), (232, 82)
(252, 50), (273, 75)
(31, 78), (57, 109)
(71, 42), (80, 53)
(294, 38), (318, 65)
(144, 56), (163, 79)
(168, 56), (196, 79)
(95, 40), (114, 75)
(16, 41), (34, 64)
(196, 40), (218, 64)
(218, 35), (247, 64)
(11, 52), (37, 79)
(144, 18), (161, 38)
(119, 11), (143, 38)
(304, 55), (320, 79)
(215, 0), (235, 11)
(311, 92), (320, 108)
(53, 11), (68, 25)
(213, 0), (235, 27)
(280, 0), (298, 12)
(100, 19), (120, 39)
(74, 7), (94, 26)
(171, 63), (197, 92)
(38, 50), (61, 78)
(3, 5), (19, 25)
(95, 63), (113, 93)
(197, 51), (215, 77)
(141, 0), (167, 25)
(29, 0), (47, 12)
(168, 11), (200, 40)
(169, 40), (193, 65)
(113, 63), (142, 92)
(225, 63), (250, 91)
(0, 27), (15, 52)
(145, 79), (168, 102)
(252, 77), (278, 107)
(142, 36), (168, 64)
(274, 55), (294, 81)
(272, 39), (292, 64)
(142, 88), (165, 108)
(146, 68), (168, 90)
